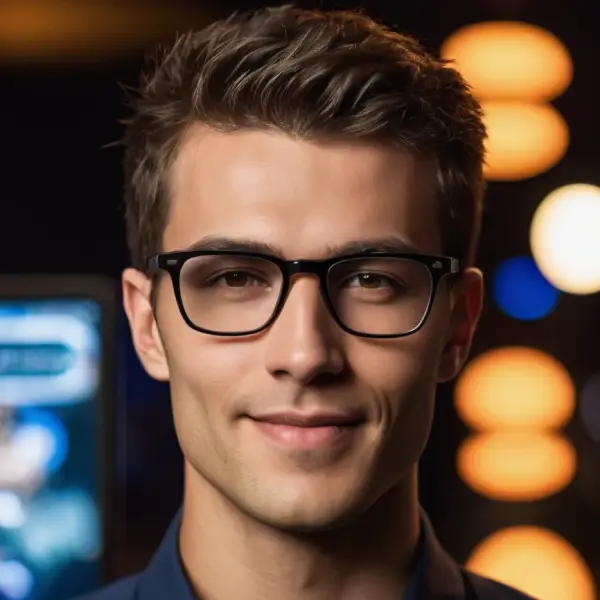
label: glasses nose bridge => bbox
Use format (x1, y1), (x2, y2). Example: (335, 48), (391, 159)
(280, 259), (332, 314)
(284, 260), (327, 284)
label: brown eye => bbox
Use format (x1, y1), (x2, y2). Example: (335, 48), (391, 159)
(345, 273), (393, 289)
(356, 273), (387, 289)
(223, 272), (250, 287)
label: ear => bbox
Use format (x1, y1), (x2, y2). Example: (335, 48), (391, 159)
(122, 268), (170, 382)
(437, 268), (484, 383)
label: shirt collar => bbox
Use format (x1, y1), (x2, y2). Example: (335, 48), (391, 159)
(420, 510), (466, 599)
(403, 518), (428, 600)
(136, 511), (196, 600)
(137, 508), (465, 600)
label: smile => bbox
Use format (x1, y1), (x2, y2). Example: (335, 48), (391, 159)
(247, 412), (365, 451)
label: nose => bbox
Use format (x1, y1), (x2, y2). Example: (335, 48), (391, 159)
(263, 275), (346, 385)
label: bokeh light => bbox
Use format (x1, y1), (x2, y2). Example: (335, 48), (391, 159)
(0, 492), (26, 529)
(0, 311), (100, 406)
(0, 560), (34, 600)
(467, 527), (596, 600)
(580, 374), (600, 443)
(455, 347), (575, 431)
(482, 101), (569, 181)
(457, 431), (576, 501)
(19, 490), (101, 566)
(0, 1), (207, 61)
(17, 409), (69, 474)
(441, 21), (573, 101)
(0, 410), (70, 492)
(531, 184), (600, 294)
(492, 256), (560, 320)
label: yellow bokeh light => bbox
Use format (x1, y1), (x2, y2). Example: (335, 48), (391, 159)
(455, 347), (575, 431)
(441, 21), (573, 101)
(482, 101), (569, 181)
(457, 431), (576, 501)
(467, 527), (596, 600)
(531, 184), (600, 295)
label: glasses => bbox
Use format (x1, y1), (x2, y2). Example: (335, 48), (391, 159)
(147, 250), (460, 339)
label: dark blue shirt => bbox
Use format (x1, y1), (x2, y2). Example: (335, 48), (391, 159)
(74, 510), (534, 600)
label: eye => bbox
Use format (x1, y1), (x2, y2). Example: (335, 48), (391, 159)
(346, 273), (395, 289)
(211, 271), (267, 288)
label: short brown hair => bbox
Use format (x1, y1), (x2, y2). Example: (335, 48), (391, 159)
(122, 5), (486, 272)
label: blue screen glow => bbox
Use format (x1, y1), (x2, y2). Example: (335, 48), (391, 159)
(0, 300), (104, 600)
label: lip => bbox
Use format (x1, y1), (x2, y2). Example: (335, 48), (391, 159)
(247, 411), (365, 451)
(249, 411), (366, 427)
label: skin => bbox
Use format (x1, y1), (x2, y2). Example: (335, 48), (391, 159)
(123, 126), (483, 600)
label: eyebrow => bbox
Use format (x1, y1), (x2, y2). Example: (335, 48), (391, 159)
(182, 235), (422, 259)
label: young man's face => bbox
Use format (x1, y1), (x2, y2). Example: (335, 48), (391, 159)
(124, 126), (482, 531)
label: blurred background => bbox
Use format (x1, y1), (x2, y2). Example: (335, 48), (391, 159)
(1, 0), (599, 598)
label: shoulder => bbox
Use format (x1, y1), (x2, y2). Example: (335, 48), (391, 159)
(463, 568), (536, 600)
(69, 574), (140, 600)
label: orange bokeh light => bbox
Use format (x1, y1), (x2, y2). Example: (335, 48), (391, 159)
(455, 347), (575, 431)
(482, 101), (569, 181)
(457, 431), (576, 501)
(441, 21), (573, 102)
(0, 1), (208, 60)
(468, 527), (596, 600)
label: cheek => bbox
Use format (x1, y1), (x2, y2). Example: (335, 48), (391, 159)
(358, 344), (438, 480)
(157, 285), (258, 392)
(168, 339), (259, 416)
(164, 340), (260, 446)
(348, 331), (443, 464)
(165, 339), (260, 472)
(156, 291), (258, 444)
(350, 329), (444, 408)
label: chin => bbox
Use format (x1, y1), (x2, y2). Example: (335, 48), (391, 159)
(238, 483), (374, 533)
(253, 506), (362, 534)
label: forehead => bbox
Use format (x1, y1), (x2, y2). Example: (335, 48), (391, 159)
(164, 125), (441, 257)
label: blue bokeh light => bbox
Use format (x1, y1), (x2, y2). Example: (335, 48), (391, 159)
(492, 256), (560, 321)
(18, 408), (69, 475)
(0, 560), (34, 600)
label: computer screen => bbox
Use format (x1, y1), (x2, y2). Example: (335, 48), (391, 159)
(0, 291), (112, 600)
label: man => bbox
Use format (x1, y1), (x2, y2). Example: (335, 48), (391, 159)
(78, 5), (534, 600)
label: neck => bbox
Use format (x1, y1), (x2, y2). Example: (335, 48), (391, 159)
(179, 463), (421, 600)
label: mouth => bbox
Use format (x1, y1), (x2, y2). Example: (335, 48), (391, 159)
(246, 411), (366, 451)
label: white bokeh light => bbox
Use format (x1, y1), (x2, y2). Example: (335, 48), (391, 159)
(530, 184), (600, 294)
(0, 492), (26, 529)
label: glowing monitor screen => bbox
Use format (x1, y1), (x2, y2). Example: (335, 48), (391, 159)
(0, 298), (107, 600)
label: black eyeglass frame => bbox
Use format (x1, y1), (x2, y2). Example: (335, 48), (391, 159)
(147, 250), (460, 339)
